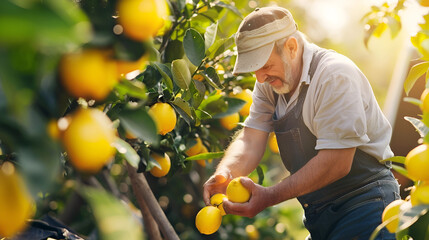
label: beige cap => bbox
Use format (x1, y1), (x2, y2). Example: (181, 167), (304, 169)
(233, 7), (297, 75)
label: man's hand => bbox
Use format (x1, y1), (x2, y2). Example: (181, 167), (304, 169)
(222, 177), (271, 218)
(203, 171), (233, 206)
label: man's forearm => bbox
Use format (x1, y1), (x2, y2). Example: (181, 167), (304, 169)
(215, 127), (269, 178)
(266, 148), (356, 207)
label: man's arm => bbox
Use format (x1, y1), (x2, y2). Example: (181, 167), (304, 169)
(203, 126), (269, 205)
(222, 147), (356, 217)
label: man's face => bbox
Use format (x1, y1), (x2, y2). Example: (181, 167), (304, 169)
(255, 47), (296, 94)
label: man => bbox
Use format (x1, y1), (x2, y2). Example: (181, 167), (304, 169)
(203, 6), (400, 240)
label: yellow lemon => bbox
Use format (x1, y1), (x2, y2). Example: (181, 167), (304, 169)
(245, 225), (260, 240)
(410, 185), (429, 206)
(195, 206), (222, 235)
(233, 89), (253, 116)
(210, 193), (227, 216)
(47, 119), (61, 140)
(116, 54), (148, 78)
(117, 0), (169, 41)
(62, 108), (117, 173)
(382, 199), (406, 233)
(419, 0), (429, 7)
(226, 177), (251, 203)
(405, 144), (429, 181)
(185, 138), (203, 157)
(149, 153), (171, 177)
(148, 103), (177, 135)
(268, 132), (279, 154)
(60, 49), (117, 101)
(220, 113), (240, 131)
(0, 162), (35, 237)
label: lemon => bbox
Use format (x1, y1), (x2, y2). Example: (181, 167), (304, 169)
(233, 89), (253, 116)
(116, 54), (148, 78)
(226, 177), (251, 203)
(382, 199), (405, 233)
(245, 225), (260, 240)
(148, 103), (177, 135)
(268, 132), (279, 154)
(405, 144), (429, 181)
(62, 108), (117, 173)
(149, 153), (171, 177)
(117, 0), (169, 41)
(47, 119), (61, 140)
(60, 49), (117, 101)
(410, 185), (429, 206)
(210, 193), (227, 216)
(0, 162), (35, 237)
(220, 113), (240, 131)
(185, 138), (203, 157)
(195, 206), (222, 235)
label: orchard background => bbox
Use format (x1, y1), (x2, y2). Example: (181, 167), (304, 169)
(0, 0), (428, 239)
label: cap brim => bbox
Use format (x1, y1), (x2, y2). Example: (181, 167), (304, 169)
(232, 42), (274, 75)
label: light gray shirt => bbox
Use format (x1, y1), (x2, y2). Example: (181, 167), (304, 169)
(243, 41), (394, 161)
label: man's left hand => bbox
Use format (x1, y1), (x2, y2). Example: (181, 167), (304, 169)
(222, 177), (272, 218)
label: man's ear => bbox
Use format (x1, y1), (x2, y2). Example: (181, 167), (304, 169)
(284, 37), (298, 59)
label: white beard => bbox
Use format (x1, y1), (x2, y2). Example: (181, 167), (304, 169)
(271, 56), (294, 94)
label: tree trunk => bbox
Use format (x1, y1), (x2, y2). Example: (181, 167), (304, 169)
(126, 163), (179, 240)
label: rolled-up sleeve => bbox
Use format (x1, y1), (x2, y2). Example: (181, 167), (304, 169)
(243, 82), (275, 133)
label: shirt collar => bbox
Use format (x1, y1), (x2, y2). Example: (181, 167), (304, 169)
(299, 41), (317, 86)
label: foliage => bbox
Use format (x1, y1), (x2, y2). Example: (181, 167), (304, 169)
(364, 0), (429, 239)
(0, 0), (304, 239)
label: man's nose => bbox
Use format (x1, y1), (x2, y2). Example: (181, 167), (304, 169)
(255, 71), (266, 83)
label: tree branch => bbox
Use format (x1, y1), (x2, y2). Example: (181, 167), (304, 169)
(126, 162), (179, 240)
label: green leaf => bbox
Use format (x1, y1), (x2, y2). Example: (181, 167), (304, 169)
(204, 22), (218, 53)
(190, 79), (206, 109)
(151, 62), (174, 91)
(214, 1), (243, 18)
(195, 109), (212, 120)
(398, 204), (429, 231)
(171, 97), (193, 125)
(380, 156), (405, 164)
(198, 94), (227, 116)
(183, 28), (206, 66)
(171, 59), (192, 90)
(186, 151), (224, 160)
(407, 207), (429, 240)
(392, 164), (409, 179)
(207, 36), (235, 59)
(119, 107), (159, 145)
(114, 80), (146, 100)
(403, 97), (422, 107)
(204, 66), (224, 89)
(213, 97), (246, 118)
(404, 62), (429, 95)
(0, 0), (91, 47)
(112, 138), (140, 168)
(81, 187), (144, 240)
(404, 116), (429, 138)
(164, 39), (184, 63)
(256, 165), (264, 185)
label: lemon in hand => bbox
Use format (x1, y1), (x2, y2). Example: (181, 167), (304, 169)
(195, 206), (222, 235)
(226, 177), (251, 203)
(210, 193), (227, 216)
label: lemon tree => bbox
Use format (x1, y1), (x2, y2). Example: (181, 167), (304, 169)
(364, 1), (429, 239)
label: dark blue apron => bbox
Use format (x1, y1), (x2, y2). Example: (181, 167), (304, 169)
(272, 48), (391, 206)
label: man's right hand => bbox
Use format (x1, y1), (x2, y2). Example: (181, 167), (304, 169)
(203, 171), (233, 206)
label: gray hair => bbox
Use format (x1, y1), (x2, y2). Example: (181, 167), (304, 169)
(274, 31), (307, 55)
